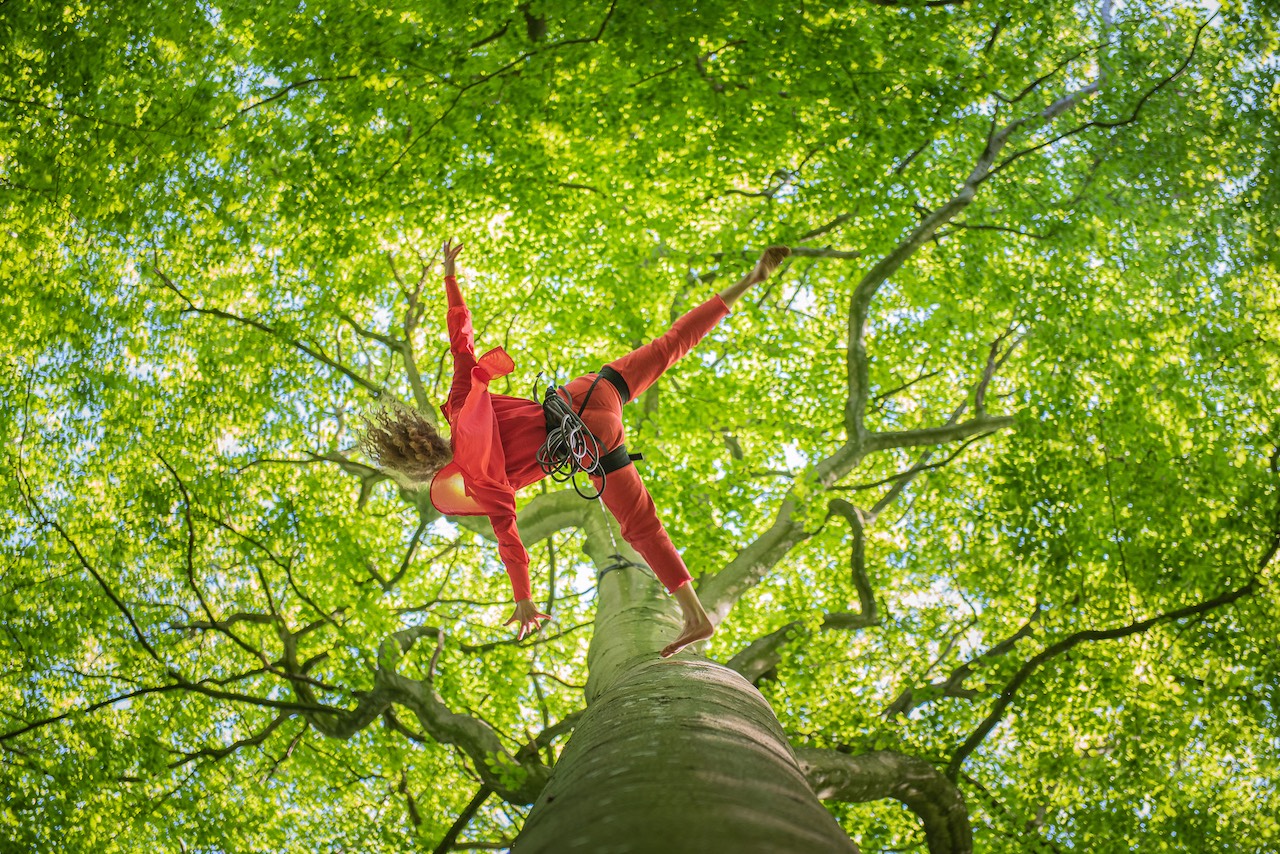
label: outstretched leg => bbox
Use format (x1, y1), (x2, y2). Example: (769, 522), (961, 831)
(718, 244), (790, 308)
(606, 245), (791, 401)
(594, 464), (714, 657)
(588, 246), (791, 657)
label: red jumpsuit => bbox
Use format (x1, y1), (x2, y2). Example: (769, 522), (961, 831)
(429, 275), (730, 602)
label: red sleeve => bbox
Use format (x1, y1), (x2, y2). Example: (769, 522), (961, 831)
(445, 274), (465, 309)
(490, 513), (532, 601)
(443, 275), (478, 422)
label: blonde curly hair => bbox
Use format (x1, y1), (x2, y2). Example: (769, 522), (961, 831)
(360, 401), (453, 484)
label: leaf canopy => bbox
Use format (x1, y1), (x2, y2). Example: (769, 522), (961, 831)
(3, 0), (1278, 851)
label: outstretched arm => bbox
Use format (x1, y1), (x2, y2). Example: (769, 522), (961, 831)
(443, 239), (478, 420)
(443, 238), (465, 308)
(490, 513), (550, 639)
(440, 240), (543, 639)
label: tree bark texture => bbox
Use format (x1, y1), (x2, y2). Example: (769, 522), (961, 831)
(515, 570), (857, 853)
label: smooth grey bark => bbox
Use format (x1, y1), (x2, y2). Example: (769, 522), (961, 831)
(797, 748), (972, 854)
(515, 572), (858, 853)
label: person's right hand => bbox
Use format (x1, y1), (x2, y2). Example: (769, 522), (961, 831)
(504, 599), (551, 641)
(443, 238), (464, 277)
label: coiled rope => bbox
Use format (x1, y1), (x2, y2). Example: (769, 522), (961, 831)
(534, 373), (645, 579)
(534, 374), (608, 500)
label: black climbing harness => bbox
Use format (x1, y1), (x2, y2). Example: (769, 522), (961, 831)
(533, 370), (647, 580)
(534, 370), (642, 501)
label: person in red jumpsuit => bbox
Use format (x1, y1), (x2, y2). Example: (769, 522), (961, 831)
(364, 240), (789, 657)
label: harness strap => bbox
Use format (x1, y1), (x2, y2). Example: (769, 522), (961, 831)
(581, 366), (639, 475)
(599, 365), (632, 403)
(575, 372), (606, 416)
(599, 443), (643, 475)
(535, 367), (644, 500)
(578, 366), (632, 415)
(598, 554), (642, 579)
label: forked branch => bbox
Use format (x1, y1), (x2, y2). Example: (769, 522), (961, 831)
(797, 747), (972, 854)
(726, 499), (880, 682)
(947, 577), (1261, 779)
(151, 265), (383, 398)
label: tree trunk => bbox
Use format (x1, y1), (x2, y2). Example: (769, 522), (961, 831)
(514, 567), (856, 854)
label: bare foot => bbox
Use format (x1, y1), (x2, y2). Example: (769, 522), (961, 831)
(660, 617), (714, 658)
(748, 245), (791, 284)
(718, 245), (793, 308)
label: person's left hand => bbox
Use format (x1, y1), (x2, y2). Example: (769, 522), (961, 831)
(505, 599), (551, 641)
(443, 238), (464, 277)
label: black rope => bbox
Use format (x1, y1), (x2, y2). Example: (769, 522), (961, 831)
(533, 374), (649, 579)
(535, 379), (608, 500)
(574, 371), (606, 417)
(597, 552), (642, 581)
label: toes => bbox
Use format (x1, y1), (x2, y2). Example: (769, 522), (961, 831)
(661, 627), (712, 658)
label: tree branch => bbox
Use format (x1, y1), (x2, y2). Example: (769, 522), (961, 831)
(229, 75), (358, 121)
(1, 684), (182, 742)
(841, 25), (1125, 439)
(157, 453), (279, 671)
(788, 246), (864, 260)
(871, 367), (944, 407)
(338, 308), (408, 352)
(727, 499), (879, 682)
(167, 713), (292, 768)
(389, 253), (436, 412)
(378, 0), (618, 180)
(288, 631), (553, 803)
(15, 463), (166, 667)
(836, 434), (989, 496)
(797, 212), (855, 243)
(865, 415), (1015, 453)
(693, 39), (748, 94)
(884, 607), (1042, 719)
(989, 11), (1212, 178)
(172, 611), (278, 630)
(704, 323), (1019, 620)
(726, 622), (801, 684)
(796, 747), (972, 854)
(934, 221), (1052, 241)
(432, 787), (492, 854)
(697, 497), (819, 624)
(864, 0), (967, 8)
(828, 500), (880, 617)
(151, 265), (383, 398)
(379, 517), (436, 590)
(452, 489), (594, 554)
(947, 577), (1261, 778)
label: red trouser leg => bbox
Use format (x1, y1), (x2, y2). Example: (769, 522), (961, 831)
(591, 465), (692, 593)
(605, 294), (730, 400)
(562, 293), (731, 592)
(566, 389), (690, 592)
